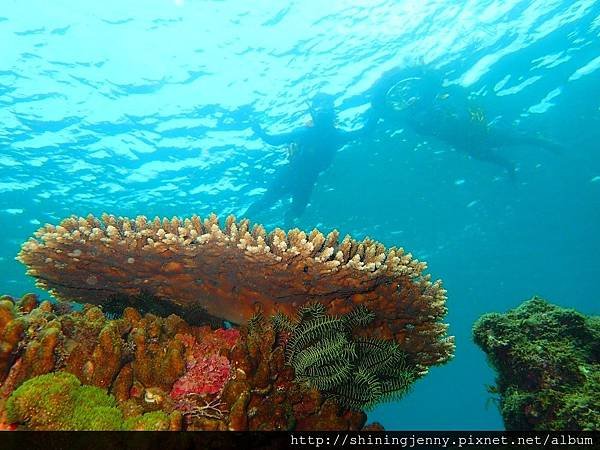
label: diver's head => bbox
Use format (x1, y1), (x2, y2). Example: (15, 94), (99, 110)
(309, 93), (336, 127)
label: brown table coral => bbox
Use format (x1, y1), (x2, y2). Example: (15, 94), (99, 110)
(17, 213), (454, 370)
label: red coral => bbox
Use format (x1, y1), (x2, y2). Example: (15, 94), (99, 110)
(195, 328), (240, 354)
(213, 328), (240, 349)
(170, 329), (239, 399)
(0, 422), (17, 431)
(171, 354), (231, 398)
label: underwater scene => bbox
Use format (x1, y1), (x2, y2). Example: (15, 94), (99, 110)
(0, 0), (599, 432)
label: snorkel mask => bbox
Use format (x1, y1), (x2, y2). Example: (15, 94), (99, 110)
(387, 77), (424, 111)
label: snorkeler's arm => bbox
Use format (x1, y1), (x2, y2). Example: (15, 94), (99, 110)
(251, 123), (304, 146)
(338, 110), (380, 144)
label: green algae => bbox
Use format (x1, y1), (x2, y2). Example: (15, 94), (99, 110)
(7, 371), (80, 429)
(124, 410), (170, 431)
(6, 371), (171, 430)
(473, 296), (599, 430)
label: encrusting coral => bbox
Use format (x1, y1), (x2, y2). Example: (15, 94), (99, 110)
(170, 329), (240, 399)
(0, 294), (384, 431)
(17, 213), (454, 371)
(6, 371), (172, 430)
(473, 296), (599, 431)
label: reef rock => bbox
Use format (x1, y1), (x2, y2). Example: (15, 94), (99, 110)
(473, 296), (599, 431)
(0, 294), (391, 431)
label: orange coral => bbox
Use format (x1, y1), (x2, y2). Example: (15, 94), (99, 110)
(17, 214), (454, 369)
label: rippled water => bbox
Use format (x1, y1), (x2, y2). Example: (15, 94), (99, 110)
(1, 0), (599, 429)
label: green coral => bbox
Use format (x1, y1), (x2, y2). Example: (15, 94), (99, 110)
(6, 372), (171, 430)
(70, 385), (123, 430)
(272, 303), (416, 410)
(473, 296), (599, 430)
(124, 411), (170, 431)
(7, 372), (122, 430)
(6, 371), (80, 429)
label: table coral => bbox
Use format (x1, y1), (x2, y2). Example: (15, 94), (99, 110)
(17, 213), (454, 371)
(473, 296), (599, 431)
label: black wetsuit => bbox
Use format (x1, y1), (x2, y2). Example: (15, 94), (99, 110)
(378, 67), (562, 178)
(245, 122), (371, 224)
(408, 87), (519, 177)
(242, 67), (410, 224)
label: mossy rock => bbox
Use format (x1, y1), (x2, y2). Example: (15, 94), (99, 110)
(473, 297), (599, 430)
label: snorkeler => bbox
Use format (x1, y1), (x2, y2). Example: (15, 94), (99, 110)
(244, 92), (381, 225)
(375, 66), (563, 179)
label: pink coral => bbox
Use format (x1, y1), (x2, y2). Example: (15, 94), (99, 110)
(170, 328), (240, 399)
(213, 328), (240, 349)
(171, 354), (231, 398)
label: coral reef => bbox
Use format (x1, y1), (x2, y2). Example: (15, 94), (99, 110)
(473, 296), (599, 430)
(0, 294), (387, 431)
(17, 213), (454, 371)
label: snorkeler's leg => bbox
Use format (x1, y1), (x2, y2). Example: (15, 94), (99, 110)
(284, 183), (314, 227)
(243, 175), (289, 218)
(243, 192), (278, 218)
(489, 129), (565, 154)
(515, 135), (565, 154)
(469, 147), (517, 181)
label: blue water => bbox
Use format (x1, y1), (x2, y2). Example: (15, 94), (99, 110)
(1, 0), (599, 430)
